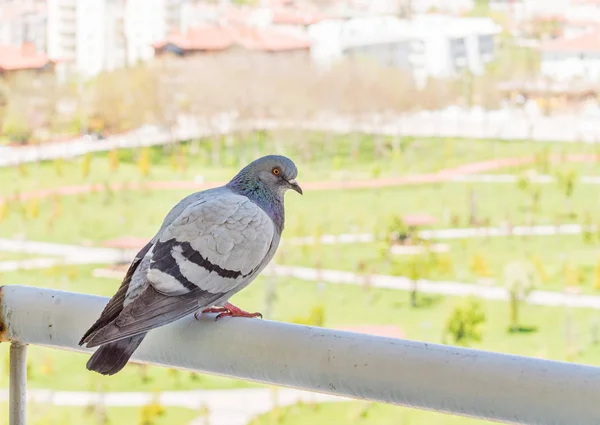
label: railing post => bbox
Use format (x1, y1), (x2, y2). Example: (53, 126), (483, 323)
(9, 343), (27, 425)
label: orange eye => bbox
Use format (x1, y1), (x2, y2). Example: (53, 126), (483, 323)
(272, 168), (280, 176)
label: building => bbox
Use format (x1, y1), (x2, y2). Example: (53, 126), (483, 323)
(540, 31), (600, 81)
(489, 0), (571, 22)
(47, 0), (126, 77)
(46, 0), (181, 77)
(308, 15), (502, 85)
(180, 1), (322, 34)
(124, 0), (184, 65)
(409, 0), (474, 15)
(0, 2), (47, 53)
(0, 43), (53, 75)
(153, 24), (312, 57)
(566, 0), (600, 24)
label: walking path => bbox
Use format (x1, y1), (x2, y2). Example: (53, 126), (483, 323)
(286, 223), (588, 246)
(3, 111), (600, 167)
(266, 266), (600, 310)
(3, 237), (600, 309)
(0, 221), (590, 272)
(2, 152), (600, 206)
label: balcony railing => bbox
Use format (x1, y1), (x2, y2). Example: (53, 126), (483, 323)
(2, 284), (600, 425)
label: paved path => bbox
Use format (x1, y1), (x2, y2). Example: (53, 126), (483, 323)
(4, 110), (600, 167)
(3, 152), (600, 207)
(286, 223), (588, 246)
(3, 238), (600, 310)
(0, 387), (346, 425)
(267, 265), (600, 309)
(451, 174), (600, 184)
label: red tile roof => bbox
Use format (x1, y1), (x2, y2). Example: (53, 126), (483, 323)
(154, 25), (311, 53)
(541, 31), (600, 53)
(572, 0), (600, 5)
(566, 19), (600, 27)
(0, 44), (52, 71)
(154, 26), (236, 51)
(234, 26), (312, 51)
(271, 5), (324, 25)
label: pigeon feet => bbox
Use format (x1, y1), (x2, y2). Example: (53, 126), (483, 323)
(196, 302), (262, 321)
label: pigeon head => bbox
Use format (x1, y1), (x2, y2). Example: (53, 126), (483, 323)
(228, 155), (302, 197)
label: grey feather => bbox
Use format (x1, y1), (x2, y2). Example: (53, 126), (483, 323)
(86, 333), (146, 375)
(80, 155), (301, 374)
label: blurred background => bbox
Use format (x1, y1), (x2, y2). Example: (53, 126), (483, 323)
(1, 0), (600, 423)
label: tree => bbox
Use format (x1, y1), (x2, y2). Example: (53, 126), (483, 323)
(138, 148), (152, 177)
(470, 253), (492, 278)
(443, 297), (486, 346)
(504, 261), (538, 332)
(0, 200), (8, 224)
(555, 169), (578, 218)
(1, 99), (33, 144)
(81, 153), (92, 178)
(138, 394), (165, 425)
(108, 149), (120, 172)
(391, 253), (430, 308)
(594, 259), (600, 291)
(292, 305), (325, 327)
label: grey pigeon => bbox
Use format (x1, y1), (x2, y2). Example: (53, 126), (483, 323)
(79, 155), (302, 375)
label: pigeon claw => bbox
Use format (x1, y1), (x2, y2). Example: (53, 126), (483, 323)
(195, 306), (229, 320)
(208, 302), (262, 321)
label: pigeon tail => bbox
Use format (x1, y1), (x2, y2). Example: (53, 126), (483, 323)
(86, 333), (146, 376)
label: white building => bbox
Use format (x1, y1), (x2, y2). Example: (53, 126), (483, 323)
(308, 15), (502, 86)
(566, 0), (600, 23)
(47, 0), (126, 77)
(125, 0), (182, 64)
(540, 31), (600, 81)
(409, 0), (474, 15)
(0, 2), (47, 53)
(489, 0), (571, 21)
(47, 0), (181, 77)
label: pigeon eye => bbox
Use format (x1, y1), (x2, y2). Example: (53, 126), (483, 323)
(272, 168), (281, 176)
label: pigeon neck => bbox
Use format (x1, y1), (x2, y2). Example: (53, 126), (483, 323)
(227, 180), (285, 233)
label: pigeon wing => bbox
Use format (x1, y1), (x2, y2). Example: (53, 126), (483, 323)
(79, 241), (153, 345)
(84, 192), (275, 346)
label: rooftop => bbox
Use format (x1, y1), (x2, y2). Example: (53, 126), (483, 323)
(154, 25), (312, 53)
(0, 44), (52, 72)
(541, 31), (600, 53)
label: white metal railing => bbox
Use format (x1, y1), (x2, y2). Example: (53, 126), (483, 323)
(2, 284), (600, 425)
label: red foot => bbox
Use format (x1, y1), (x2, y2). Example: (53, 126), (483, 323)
(196, 302), (262, 321)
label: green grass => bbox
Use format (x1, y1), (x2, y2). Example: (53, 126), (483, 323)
(1, 179), (599, 245)
(0, 402), (198, 425)
(0, 252), (41, 261)
(280, 233), (600, 294)
(3, 131), (600, 198)
(249, 401), (494, 425)
(2, 264), (600, 392)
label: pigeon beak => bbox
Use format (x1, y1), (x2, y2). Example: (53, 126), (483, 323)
(287, 179), (303, 195)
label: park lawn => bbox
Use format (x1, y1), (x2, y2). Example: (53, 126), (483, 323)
(278, 233), (600, 294)
(1, 179), (600, 245)
(0, 402), (198, 425)
(249, 400), (495, 425)
(0, 252), (43, 261)
(1, 265), (600, 392)
(2, 132), (599, 198)
(485, 158), (600, 177)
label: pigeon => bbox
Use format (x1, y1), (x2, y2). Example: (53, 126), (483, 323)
(79, 155), (302, 375)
